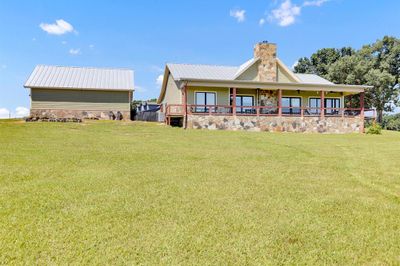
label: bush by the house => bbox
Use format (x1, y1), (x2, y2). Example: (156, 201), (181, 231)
(366, 122), (382, 134)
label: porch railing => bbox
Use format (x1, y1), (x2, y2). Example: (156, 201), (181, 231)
(166, 104), (375, 118)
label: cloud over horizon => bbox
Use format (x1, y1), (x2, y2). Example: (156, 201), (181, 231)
(0, 107), (29, 118)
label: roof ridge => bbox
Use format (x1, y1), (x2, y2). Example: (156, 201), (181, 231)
(35, 64), (134, 71)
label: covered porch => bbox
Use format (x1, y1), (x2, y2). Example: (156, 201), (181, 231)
(165, 79), (373, 133)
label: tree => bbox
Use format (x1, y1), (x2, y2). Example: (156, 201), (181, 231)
(294, 36), (400, 123)
(382, 113), (400, 131)
(365, 69), (397, 122)
(294, 57), (314, 73)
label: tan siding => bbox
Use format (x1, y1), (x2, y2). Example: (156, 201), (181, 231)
(31, 88), (130, 111)
(277, 65), (297, 83)
(236, 62), (259, 81)
(187, 87), (230, 105)
(162, 74), (182, 105)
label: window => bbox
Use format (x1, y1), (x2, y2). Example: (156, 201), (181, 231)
(235, 95), (254, 114)
(195, 92), (216, 112)
(309, 98), (341, 115)
(325, 98), (341, 115)
(282, 97), (301, 114)
(309, 98), (321, 114)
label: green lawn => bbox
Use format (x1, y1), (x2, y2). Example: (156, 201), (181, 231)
(1, 119), (400, 264)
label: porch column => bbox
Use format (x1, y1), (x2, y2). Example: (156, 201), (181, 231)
(278, 89), (282, 116)
(360, 91), (365, 133)
(232, 87), (237, 116)
(320, 90), (325, 119)
(183, 85), (188, 129)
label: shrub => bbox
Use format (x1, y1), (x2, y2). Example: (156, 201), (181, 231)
(382, 113), (400, 131)
(366, 122), (382, 134)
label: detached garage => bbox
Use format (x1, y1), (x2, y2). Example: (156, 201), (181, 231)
(24, 65), (134, 120)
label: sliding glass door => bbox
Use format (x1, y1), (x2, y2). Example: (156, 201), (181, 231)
(282, 97), (301, 114)
(235, 96), (254, 114)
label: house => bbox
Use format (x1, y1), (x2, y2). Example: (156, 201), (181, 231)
(24, 65), (134, 120)
(157, 42), (372, 133)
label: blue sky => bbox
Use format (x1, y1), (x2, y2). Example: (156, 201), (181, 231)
(1, 0), (399, 117)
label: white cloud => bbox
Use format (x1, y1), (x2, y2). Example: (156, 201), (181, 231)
(1, 64), (6, 69)
(39, 19), (74, 35)
(303, 0), (329, 7)
(61, 41), (67, 45)
(156, 74), (164, 86)
(32, 37), (36, 41)
(230, 9), (246, 23)
(69, 48), (81, 55)
(89, 44), (94, 49)
(259, 18), (266, 26)
(291, 60), (299, 70)
(0, 108), (10, 119)
(269, 0), (301, 27)
(267, 0), (329, 27)
(15, 107), (29, 118)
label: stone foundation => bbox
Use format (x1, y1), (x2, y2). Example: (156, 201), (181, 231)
(187, 115), (363, 133)
(30, 109), (131, 120)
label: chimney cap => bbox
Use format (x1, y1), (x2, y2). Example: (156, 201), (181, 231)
(257, 41), (276, 45)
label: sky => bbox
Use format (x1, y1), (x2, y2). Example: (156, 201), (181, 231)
(1, 0), (400, 117)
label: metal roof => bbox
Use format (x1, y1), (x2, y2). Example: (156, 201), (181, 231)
(167, 63), (238, 81)
(294, 73), (333, 85)
(24, 65), (134, 91)
(167, 60), (333, 85)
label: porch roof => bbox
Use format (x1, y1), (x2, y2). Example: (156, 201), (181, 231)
(179, 78), (371, 93)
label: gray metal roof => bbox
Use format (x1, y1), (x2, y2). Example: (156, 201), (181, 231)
(294, 74), (333, 85)
(167, 61), (333, 85)
(167, 63), (238, 81)
(24, 65), (134, 91)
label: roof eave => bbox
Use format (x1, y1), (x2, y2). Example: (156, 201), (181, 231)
(179, 78), (371, 92)
(24, 85), (134, 92)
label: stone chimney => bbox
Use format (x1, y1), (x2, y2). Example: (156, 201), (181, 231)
(254, 41), (277, 82)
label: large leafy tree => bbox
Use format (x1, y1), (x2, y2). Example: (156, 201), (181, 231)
(294, 36), (400, 123)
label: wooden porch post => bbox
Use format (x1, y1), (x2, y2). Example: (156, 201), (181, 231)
(183, 85), (188, 129)
(278, 89), (282, 116)
(232, 87), (237, 116)
(320, 90), (325, 119)
(360, 91), (365, 133)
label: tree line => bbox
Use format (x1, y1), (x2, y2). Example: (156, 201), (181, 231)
(294, 36), (400, 123)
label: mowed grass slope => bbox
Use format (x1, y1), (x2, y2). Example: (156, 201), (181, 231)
(0, 120), (400, 264)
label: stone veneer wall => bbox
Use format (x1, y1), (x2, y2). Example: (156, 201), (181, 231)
(187, 115), (363, 133)
(31, 109), (131, 120)
(254, 42), (277, 82)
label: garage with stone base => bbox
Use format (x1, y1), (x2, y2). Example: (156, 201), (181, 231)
(24, 65), (134, 120)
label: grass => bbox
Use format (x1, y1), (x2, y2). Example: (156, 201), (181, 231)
(0, 119), (400, 264)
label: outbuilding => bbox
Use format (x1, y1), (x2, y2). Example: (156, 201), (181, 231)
(24, 65), (134, 120)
